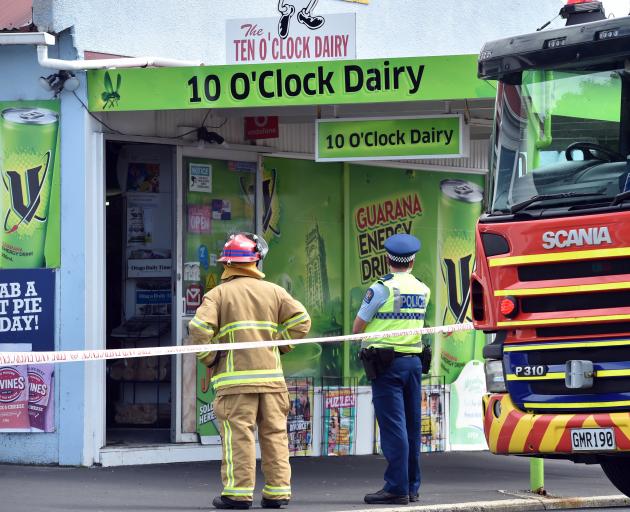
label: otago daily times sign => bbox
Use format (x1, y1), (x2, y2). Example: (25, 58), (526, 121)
(87, 55), (494, 111)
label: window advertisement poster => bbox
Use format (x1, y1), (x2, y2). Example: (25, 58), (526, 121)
(448, 360), (488, 451)
(421, 381), (448, 452)
(197, 364), (221, 444)
(0, 100), (61, 269)
(184, 158), (256, 439)
(287, 378), (313, 456)
(322, 385), (356, 456)
(0, 268), (55, 432)
(256, 157), (344, 379)
(345, 164), (486, 385)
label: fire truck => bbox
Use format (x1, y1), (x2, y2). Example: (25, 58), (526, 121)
(473, 0), (630, 495)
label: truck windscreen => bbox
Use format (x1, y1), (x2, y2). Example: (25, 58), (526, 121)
(488, 68), (626, 215)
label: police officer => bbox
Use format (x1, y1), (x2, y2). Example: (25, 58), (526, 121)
(189, 232), (311, 510)
(353, 233), (430, 505)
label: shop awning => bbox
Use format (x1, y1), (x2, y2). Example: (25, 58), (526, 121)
(86, 54), (495, 112)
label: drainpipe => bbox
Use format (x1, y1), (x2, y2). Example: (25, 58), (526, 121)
(0, 32), (202, 69)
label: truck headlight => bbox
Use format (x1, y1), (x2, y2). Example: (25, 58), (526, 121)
(485, 359), (507, 393)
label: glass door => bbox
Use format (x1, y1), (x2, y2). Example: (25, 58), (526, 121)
(174, 148), (258, 442)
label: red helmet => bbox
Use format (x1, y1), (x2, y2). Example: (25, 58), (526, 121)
(218, 232), (268, 263)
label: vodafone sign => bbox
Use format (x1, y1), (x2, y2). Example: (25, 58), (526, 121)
(244, 116), (279, 140)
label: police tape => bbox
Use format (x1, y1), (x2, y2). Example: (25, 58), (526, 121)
(0, 322), (474, 366)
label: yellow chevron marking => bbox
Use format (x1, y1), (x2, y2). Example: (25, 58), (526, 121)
(508, 415), (532, 454)
(539, 415), (573, 452)
(489, 247), (630, 267)
(495, 281), (630, 297)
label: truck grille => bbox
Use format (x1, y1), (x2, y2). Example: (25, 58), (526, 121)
(522, 290), (630, 313)
(537, 322), (630, 338)
(506, 339), (630, 413)
(518, 257), (630, 281)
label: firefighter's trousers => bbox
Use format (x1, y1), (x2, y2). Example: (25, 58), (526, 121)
(214, 392), (291, 502)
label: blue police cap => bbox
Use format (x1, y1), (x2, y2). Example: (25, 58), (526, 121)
(384, 234), (421, 263)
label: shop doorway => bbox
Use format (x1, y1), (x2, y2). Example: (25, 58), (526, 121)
(105, 141), (175, 445)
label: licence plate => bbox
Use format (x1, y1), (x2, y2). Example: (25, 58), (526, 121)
(571, 428), (616, 451)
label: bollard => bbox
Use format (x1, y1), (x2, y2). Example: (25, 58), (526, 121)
(530, 457), (545, 494)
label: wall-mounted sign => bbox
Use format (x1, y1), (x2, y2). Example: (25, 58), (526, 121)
(0, 101), (61, 269)
(226, 13), (356, 64)
(0, 268), (56, 433)
(87, 55), (495, 112)
(127, 258), (172, 278)
(316, 115), (467, 162)
(0, 269), (55, 348)
(244, 116), (279, 140)
(189, 163), (212, 193)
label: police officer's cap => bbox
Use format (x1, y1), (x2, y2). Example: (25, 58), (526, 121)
(384, 234), (421, 263)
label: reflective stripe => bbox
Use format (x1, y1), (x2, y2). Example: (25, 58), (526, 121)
(223, 420), (234, 488)
(281, 312), (309, 331)
(495, 281), (630, 297)
(393, 287), (401, 314)
(488, 247), (630, 267)
(223, 487), (254, 497)
(227, 332), (235, 373)
(191, 317), (214, 335)
(506, 372), (564, 381)
(263, 485), (291, 496)
(373, 312), (425, 320)
(524, 400), (630, 409)
(212, 370), (285, 389)
(217, 320), (279, 339)
(498, 313), (630, 327)
(504, 339), (630, 352)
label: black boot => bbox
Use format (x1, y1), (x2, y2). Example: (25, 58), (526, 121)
(363, 489), (409, 505)
(297, 9), (325, 30)
(212, 495), (252, 510)
(278, 4), (295, 39)
(409, 492), (420, 502)
(261, 497), (290, 509)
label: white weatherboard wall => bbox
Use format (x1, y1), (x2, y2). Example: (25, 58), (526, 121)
(0, 33), (93, 465)
(31, 0), (568, 64)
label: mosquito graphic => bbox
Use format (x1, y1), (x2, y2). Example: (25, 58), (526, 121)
(102, 71), (121, 109)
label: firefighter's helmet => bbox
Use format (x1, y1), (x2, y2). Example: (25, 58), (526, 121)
(218, 232), (268, 263)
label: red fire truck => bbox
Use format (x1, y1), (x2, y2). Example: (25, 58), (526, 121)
(473, 0), (630, 495)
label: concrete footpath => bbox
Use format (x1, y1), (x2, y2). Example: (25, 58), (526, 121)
(1, 451), (629, 512)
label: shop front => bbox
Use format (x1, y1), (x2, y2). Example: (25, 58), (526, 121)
(84, 54), (494, 465)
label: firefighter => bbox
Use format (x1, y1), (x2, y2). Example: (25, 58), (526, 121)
(189, 232), (311, 510)
(353, 233), (429, 505)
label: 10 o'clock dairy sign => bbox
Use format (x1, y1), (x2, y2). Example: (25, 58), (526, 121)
(227, 13), (356, 64)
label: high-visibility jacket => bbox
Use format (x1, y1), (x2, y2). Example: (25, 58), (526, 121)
(363, 272), (430, 354)
(188, 271), (311, 396)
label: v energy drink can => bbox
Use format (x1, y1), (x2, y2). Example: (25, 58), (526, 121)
(0, 108), (58, 268)
(433, 179), (483, 384)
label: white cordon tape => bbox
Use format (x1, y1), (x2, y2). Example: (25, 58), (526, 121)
(0, 322), (474, 367)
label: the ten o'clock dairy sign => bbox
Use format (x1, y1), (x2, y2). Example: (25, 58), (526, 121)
(226, 8), (356, 64)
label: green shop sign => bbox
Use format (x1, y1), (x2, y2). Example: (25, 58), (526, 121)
(316, 115), (465, 162)
(87, 55), (495, 112)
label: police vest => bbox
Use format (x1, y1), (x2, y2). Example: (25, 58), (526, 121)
(363, 272), (430, 353)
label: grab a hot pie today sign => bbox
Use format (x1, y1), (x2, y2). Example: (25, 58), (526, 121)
(87, 55), (494, 111)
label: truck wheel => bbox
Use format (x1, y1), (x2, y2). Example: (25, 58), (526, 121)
(600, 458), (630, 497)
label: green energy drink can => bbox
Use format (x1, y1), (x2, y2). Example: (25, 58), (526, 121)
(433, 179), (483, 384)
(0, 108), (59, 268)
